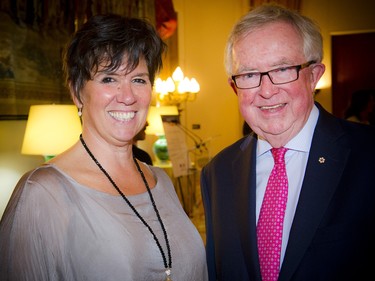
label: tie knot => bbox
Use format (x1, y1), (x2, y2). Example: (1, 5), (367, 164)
(271, 147), (287, 164)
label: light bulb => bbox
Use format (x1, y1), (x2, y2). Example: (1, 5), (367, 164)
(172, 66), (184, 82)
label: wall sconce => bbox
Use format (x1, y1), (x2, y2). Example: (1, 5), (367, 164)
(145, 105), (179, 162)
(154, 66), (200, 106)
(21, 104), (82, 161)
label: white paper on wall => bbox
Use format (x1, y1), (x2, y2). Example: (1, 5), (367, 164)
(161, 116), (190, 178)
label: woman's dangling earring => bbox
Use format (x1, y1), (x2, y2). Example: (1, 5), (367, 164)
(78, 107), (82, 117)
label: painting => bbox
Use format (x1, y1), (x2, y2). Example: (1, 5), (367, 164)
(0, 0), (177, 120)
(0, 11), (71, 120)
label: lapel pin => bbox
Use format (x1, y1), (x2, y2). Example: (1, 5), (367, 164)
(319, 157), (325, 163)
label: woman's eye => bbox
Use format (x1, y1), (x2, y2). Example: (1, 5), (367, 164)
(132, 78), (148, 84)
(101, 77), (115, 83)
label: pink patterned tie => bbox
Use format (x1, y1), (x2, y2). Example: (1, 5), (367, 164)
(257, 147), (288, 281)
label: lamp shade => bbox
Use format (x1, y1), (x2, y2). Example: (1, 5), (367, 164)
(21, 104), (82, 157)
(146, 106), (179, 135)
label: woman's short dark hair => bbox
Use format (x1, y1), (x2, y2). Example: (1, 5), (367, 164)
(63, 14), (166, 103)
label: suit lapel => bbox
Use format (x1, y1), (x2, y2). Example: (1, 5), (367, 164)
(232, 135), (263, 280)
(279, 106), (350, 281)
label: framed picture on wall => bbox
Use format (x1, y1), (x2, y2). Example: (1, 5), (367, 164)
(0, 0), (178, 120)
(0, 12), (71, 120)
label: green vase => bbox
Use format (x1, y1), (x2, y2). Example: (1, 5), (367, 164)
(153, 135), (169, 161)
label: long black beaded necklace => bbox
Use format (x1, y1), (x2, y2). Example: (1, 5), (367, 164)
(79, 134), (172, 281)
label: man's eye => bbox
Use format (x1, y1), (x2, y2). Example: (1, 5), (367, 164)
(274, 66), (291, 73)
(243, 73), (258, 79)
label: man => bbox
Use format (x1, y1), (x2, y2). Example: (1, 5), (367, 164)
(200, 4), (375, 281)
(133, 121), (153, 165)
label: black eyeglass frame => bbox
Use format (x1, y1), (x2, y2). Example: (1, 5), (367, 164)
(231, 60), (316, 89)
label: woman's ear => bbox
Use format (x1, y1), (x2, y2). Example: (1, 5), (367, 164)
(69, 83), (82, 108)
(72, 93), (83, 118)
(228, 78), (238, 95)
(72, 95), (82, 109)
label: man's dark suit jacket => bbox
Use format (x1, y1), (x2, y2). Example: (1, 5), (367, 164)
(132, 145), (153, 165)
(200, 103), (375, 281)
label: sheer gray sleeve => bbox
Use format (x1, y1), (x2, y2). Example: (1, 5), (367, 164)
(0, 168), (72, 281)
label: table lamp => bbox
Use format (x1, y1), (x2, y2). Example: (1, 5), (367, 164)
(21, 104), (82, 161)
(146, 105), (179, 162)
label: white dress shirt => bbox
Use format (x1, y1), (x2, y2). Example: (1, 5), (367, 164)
(256, 105), (319, 268)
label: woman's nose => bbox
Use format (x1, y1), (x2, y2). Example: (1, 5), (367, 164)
(117, 82), (136, 104)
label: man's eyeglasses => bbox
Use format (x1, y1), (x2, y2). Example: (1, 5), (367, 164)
(231, 61), (316, 89)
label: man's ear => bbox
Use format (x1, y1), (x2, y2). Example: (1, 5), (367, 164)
(228, 78), (238, 95)
(311, 63), (325, 92)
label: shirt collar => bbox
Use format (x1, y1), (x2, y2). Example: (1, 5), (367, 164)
(257, 104), (319, 157)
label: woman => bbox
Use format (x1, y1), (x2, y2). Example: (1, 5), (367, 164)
(0, 14), (208, 281)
